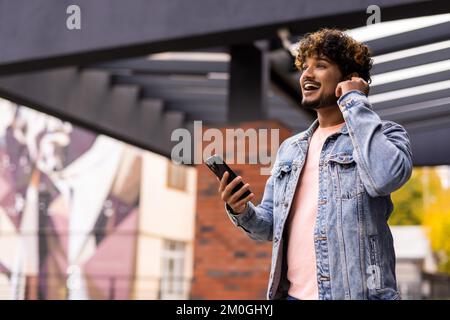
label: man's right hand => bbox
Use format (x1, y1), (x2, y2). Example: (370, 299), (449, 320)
(218, 171), (254, 214)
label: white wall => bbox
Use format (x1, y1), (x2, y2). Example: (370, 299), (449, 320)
(133, 152), (197, 299)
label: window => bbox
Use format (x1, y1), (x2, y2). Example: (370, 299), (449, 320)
(160, 240), (187, 299)
(167, 161), (187, 191)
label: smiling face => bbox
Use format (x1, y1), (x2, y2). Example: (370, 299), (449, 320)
(299, 55), (344, 110)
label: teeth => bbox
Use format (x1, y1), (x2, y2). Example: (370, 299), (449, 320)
(304, 83), (320, 90)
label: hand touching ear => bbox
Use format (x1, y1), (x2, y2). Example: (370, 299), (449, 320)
(336, 77), (369, 98)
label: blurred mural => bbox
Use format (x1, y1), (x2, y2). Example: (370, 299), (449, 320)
(0, 98), (197, 300)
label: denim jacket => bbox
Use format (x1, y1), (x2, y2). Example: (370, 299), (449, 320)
(226, 90), (413, 300)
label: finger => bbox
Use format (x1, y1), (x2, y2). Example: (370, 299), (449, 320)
(228, 183), (250, 204)
(234, 193), (255, 209)
(353, 77), (366, 86)
(216, 176), (221, 190)
(221, 175), (242, 201)
(218, 171), (229, 192)
(224, 175), (242, 194)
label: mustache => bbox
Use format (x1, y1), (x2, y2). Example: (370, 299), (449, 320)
(301, 78), (321, 87)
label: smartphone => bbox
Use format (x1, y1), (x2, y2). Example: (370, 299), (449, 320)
(205, 154), (251, 201)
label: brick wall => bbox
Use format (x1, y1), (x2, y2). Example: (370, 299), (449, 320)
(191, 120), (292, 299)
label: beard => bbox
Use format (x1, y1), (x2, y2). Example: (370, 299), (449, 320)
(301, 91), (338, 110)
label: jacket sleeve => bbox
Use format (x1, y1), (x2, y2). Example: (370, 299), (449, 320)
(338, 90), (413, 197)
(223, 139), (292, 242)
(225, 174), (274, 242)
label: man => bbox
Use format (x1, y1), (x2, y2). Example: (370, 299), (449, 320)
(217, 29), (412, 300)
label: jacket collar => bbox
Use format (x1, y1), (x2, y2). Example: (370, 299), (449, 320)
(291, 119), (349, 146)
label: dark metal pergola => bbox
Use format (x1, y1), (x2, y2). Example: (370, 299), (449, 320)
(0, 0), (449, 165)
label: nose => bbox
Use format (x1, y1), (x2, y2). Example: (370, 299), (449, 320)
(300, 66), (314, 84)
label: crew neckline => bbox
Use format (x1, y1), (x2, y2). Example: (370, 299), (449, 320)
(316, 121), (345, 132)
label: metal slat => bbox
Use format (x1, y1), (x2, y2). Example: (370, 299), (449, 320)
(366, 21), (450, 55)
(370, 70), (450, 95)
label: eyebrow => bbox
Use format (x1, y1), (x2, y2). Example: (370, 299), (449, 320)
(317, 57), (331, 63)
(303, 56), (332, 66)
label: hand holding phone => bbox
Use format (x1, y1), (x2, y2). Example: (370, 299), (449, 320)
(205, 155), (254, 214)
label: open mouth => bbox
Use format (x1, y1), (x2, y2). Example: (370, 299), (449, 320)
(303, 81), (321, 93)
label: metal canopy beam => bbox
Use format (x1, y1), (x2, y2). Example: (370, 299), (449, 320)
(113, 74), (228, 92)
(378, 97), (450, 124)
(366, 21), (450, 55)
(404, 114), (450, 133)
(371, 89), (450, 110)
(1, 0), (448, 74)
(0, 68), (186, 157)
(228, 43), (269, 122)
(408, 126), (450, 166)
(370, 70), (450, 95)
(372, 46), (450, 75)
(90, 58), (229, 75)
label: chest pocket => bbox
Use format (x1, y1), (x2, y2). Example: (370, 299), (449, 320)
(272, 163), (293, 203)
(328, 153), (362, 199)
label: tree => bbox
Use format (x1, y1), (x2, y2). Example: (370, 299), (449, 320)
(422, 188), (450, 274)
(389, 167), (441, 225)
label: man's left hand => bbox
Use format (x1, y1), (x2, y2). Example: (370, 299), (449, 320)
(335, 77), (369, 98)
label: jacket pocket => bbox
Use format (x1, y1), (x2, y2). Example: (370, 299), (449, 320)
(272, 163), (292, 205)
(272, 163), (292, 179)
(328, 153), (361, 199)
(370, 288), (401, 300)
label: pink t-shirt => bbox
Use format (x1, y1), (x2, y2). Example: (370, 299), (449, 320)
(286, 122), (344, 300)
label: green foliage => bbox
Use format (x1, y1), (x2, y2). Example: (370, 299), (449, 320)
(390, 166), (450, 274)
(390, 168), (442, 225)
(423, 188), (450, 274)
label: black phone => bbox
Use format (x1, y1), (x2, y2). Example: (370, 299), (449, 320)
(205, 154), (251, 201)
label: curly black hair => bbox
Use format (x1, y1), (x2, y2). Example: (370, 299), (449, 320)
(295, 28), (373, 84)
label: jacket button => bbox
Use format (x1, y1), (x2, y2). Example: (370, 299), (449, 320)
(275, 201), (279, 207)
(319, 275), (330, 281)
(284, 202), (289, 208)
(293, 166), (297, 171)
